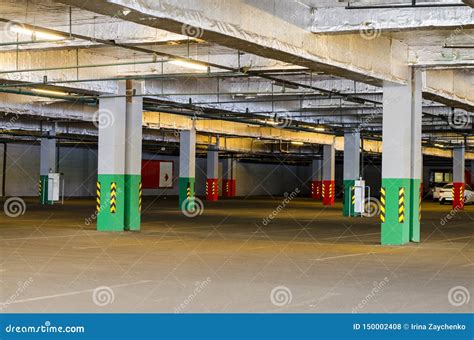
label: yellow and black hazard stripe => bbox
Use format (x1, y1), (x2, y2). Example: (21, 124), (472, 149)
(205, 181), (209, 196)
(380, 187), (386, 223)
(96, 181), (101, 213)
(419, 186), (422, 222)
(459, 186), (464, 205)
(311, 182), (314, 196)
(398, 187), (405, 223)
(226, 180), (230, 194)
(186, 182), (191, 199)
(138, 181), (142, 213)
(212, 181), (216, 195)
(329, 183), (333, 200)
(110, 182), (117, 214)
(322, 182), (326, 199)
(39, 179), (42, 196)
(351, 186), (355, 206)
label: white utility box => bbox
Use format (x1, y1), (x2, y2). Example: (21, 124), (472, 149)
(353, 179), (366, 215)
(48, 173), (61, 202)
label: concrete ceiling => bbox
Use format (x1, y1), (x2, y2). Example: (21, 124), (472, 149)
(0, 0), (472, 154)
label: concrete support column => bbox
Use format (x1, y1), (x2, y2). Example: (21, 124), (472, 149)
(419, 153), (423, 223)
(179, 128), (196, 210)
(222, 157), (236, 197)
(343, 132), (361, 216)
(124, 80), (143, 231)
(206, 145), (219, 201)
(39, 127), (57, 205)
(97, 81), (126, 231)
(310, 159), (322, 200)
(322, 143), (335, 206)
(381, 70), (422, 245)
(453, 145), (465, 210)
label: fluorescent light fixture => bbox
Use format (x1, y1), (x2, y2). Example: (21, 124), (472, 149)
(291, 141), (304, 146)
(314, 127), (325, 132)
(169, 59), (208, 71)
(31, 88), (68, 96)
(265, 120), (278, 125)
(434, 143), (444, 148)
(10, 25), (65, 41)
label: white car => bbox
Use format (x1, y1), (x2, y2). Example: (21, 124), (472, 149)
(431, 183), (449, 201)
(439, 183), (474, 205)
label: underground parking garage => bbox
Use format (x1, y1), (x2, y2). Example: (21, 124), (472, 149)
(0, 0), (473, 339)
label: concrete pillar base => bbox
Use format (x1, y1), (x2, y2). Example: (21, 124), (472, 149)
(206, 178), (219, 201)
(380, 178), (420, 245)
(322, 180), (335, 206)
(343, 179), (356, 217)
(222, 179), (236, 197)
(97, 174), (125, 232)
(453, 183), (465, 210)
(124, 174), (142, 231)
(179, 177), (195, 210)
(311, 180), (322, 200)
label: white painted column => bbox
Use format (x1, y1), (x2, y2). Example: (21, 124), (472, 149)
(343, 132), (361, 216)
(39, 125), (57, 204)
(206, 145), (219, 201)
(222, 157), (236, 197)
(124, 80), (144, 230)
(452, 145), (465, 210)
(96, 81), (127, 231)
(179, 127), (196, 209)
(322, 143), (335, 205)
(310, 159), (322, 199)
(381, 69), (422, 245)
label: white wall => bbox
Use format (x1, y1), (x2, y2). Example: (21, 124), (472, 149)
(1, 144), (310, 198)
(1, 143), (97, 197)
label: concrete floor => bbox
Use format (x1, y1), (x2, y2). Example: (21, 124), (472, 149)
(0, 196), (472, 313)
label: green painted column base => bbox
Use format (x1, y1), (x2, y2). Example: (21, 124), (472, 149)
(179, 177), (195, 211)
(343, 179), (356, 217)
(97, 174), (125, 232)
(39, 175), (53, 205)
(381, 178), (420, 245)
(124, 174), (141, 231)
(409, 178), (421, 243)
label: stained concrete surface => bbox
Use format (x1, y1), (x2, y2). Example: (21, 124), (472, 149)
(0, 197), (472, 313)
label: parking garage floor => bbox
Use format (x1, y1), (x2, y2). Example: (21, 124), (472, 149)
(1, 197), (472, 313)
